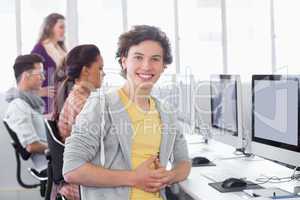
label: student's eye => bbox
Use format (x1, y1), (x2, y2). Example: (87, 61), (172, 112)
(152, 57), (161, 62)
(134, 56), (143, 60)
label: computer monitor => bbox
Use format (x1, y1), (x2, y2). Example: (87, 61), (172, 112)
(251, 75), (300, 167)
(210, 74), (244, 149)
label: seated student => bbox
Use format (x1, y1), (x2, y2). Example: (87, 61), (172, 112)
(63, 25), (191, 200)
(50, 45), (104, 200)
(57, 44), (105, 142)
(4, 54), (48, 172)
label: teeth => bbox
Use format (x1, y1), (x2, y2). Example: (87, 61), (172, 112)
(138, 73), (153, 80)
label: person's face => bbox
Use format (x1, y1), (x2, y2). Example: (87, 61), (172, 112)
(26, 63), (45, 91)
(86, 55), (105, 89)
(121, 40), (165, 91)
(52, 19), (65, 42)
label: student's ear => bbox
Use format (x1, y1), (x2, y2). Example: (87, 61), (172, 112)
(24, 72), (30, 78)
(162, 65), (167, 72)
(121, 57), (127, 70)
(81, 66), (89, 76)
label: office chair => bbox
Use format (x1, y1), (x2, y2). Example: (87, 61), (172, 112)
(3, 121), (48, 197)
(44, 119), (70, 200)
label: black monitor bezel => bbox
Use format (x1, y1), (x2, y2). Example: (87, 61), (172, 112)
(252, 74), (300, 153)
(210, 74), (239, 136)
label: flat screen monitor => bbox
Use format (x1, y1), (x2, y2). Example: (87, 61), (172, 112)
(251, 75), (300, 167)
(210, 74), (243, 149)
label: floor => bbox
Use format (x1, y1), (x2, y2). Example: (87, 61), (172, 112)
(0, 187), (195, 200)
(0, 188), (43, 200)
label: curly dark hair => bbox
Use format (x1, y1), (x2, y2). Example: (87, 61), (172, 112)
(116, 25), (173, 78)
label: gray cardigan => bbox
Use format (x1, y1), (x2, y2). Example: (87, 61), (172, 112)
(63, 90), (190, 200)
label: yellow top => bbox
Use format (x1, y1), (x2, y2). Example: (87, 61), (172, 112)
(118, 88), (163, 200)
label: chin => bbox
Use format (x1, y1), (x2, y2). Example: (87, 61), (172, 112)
(136, 82), (154, 91)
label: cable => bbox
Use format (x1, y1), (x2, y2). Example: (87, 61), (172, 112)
(253, 171), (300, 185)
(291, 165), (300, 180)
(234, 147), (253, 157)
(250, 166), (300, 186)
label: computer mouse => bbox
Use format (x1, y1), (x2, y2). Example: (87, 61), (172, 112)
(221, 178), (247, 189)
(192, 156), (210, 165)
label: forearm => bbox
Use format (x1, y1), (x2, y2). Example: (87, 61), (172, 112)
(26, 141), (48, 154)
(64, 162), (136, 187)
(169, 160), (191, 184)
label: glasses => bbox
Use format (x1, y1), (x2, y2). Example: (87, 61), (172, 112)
(29, 70), (45, 77)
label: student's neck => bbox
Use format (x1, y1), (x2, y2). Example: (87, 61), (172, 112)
(122, 84), (151, 111)
(17, 84), (34, 93)
(44, 38), (58, 45)
(75, 80), (93, 94)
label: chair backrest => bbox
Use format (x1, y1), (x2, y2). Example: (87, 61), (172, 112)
(44, 120), (65, 184)
(3, 120), (41, 190)
(3, 121), (31, 160)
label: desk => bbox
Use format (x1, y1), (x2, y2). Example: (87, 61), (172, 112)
(179, 134), (300, 200)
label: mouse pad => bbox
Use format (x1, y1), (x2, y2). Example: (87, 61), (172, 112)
(208, 180), (263, 193)
(192, 161), (216, 167)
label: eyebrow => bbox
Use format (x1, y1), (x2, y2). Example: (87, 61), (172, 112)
(133, 52), (162, 58)
(133, 52), (144, 56)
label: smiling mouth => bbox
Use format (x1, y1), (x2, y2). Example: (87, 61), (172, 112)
(136, 73), (154, 81)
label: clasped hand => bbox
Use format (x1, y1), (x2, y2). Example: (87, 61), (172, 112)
(133, 156), (175, 193)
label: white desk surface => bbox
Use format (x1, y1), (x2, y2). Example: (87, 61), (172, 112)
(180, 134), (300, 200)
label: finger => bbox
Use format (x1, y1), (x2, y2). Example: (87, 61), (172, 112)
(144, 186), (161, 193)
(49, 91), (55, 95)
(143, 156), (157, 166)
(150, 168), (168, 178)
(49, 88), (55, 92)
(144, 188), (160, 193)
(159, 176), (172, 185)
(146, 181), (163, 188)
(154, 158), (163, 168)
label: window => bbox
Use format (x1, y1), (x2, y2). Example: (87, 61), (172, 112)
(178, 0), (223, 81)
(0, 0), (17, 92)
(226, 0), (272, 80)
(78, 0), (124, 86)
(20, 0), (66, 54)
(127, 0), (176, 76)
(273, 0), (300, 74)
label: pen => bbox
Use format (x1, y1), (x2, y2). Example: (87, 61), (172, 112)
(154, 152), (160, 169)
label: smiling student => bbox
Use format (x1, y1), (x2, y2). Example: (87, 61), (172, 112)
(63, 25), (191, 200)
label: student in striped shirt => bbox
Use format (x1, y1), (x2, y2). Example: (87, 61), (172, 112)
(53, 44), (105, 200)
(57, 44), (105, 142)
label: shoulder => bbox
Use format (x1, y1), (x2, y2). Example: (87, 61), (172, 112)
(152, 96), (176, 115)
(7, 98), (31, 111)
(4, 99), (33, 120)
(31, 43), (45, 53)
(79, 89), (106, 115)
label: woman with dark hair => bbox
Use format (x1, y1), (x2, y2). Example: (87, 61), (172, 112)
(49, 44), (104, 200)
(31, 13), (67, 114)
(57, 44), (105, 142)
